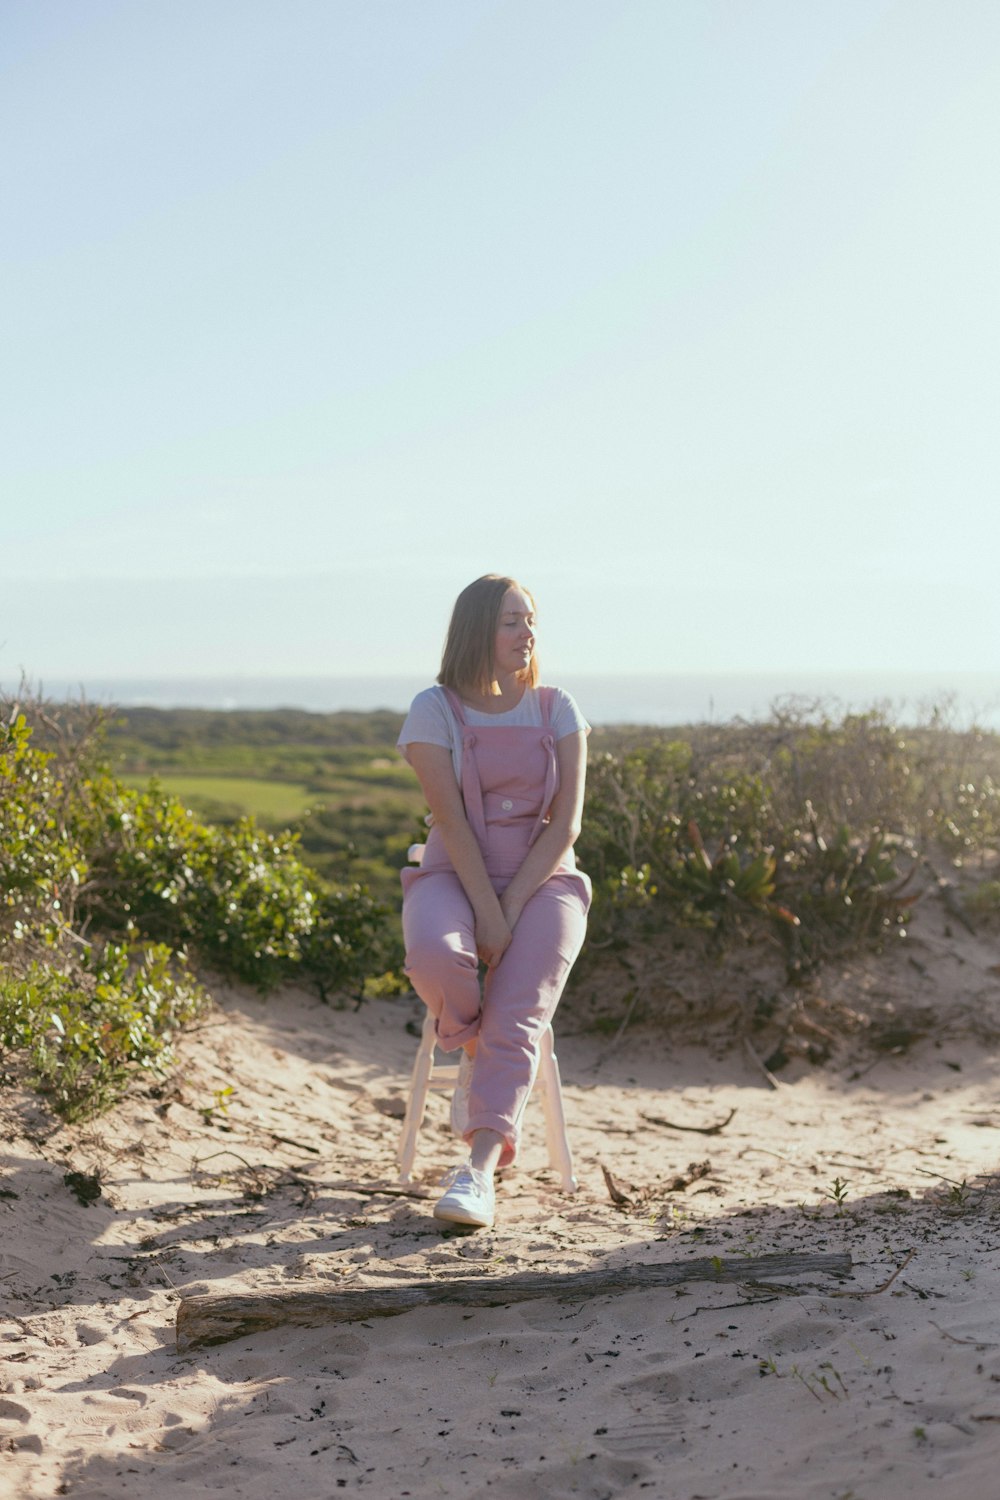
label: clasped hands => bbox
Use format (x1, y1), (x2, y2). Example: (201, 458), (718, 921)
(474, 890), (525, 969)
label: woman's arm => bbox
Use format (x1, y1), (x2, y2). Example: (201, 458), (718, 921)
(499, 730), (587, 932)
(406, 742), (512, 968)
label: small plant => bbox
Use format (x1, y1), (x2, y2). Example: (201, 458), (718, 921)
(789, 1361), (847, 1401)
(658, 1204), (691, 1231)
(200, 1084), (235, 1124)
(814, 1362), (848, 1398)
(947, 1179), (971, 1207)
(821, 1176), (851, 1215)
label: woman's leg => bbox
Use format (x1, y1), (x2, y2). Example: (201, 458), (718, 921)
(401, 873), (483, 1051)
(469, 1129), (504, 1175)
(464, 877), (588, 1168)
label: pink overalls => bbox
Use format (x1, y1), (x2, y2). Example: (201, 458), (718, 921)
(401, 688), (591, 1168)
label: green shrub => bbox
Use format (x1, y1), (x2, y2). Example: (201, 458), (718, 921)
(0, 941), (206, 1119)
(575, 704), (993, 974)
(76, 776), (391, 995)
(1, 694), (394, 1117)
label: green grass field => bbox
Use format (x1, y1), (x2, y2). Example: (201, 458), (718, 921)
(122, 774), (318, 823)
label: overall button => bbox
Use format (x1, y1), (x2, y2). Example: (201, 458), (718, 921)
(501, 799), (513, 811)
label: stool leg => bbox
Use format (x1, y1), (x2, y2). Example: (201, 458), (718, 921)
(538, 1027), (578, 1193)
(397, 1013), (437, 1183)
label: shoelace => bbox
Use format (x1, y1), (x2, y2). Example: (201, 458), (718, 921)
(438, 1161), (489, 1191)
(438, 1162), (471, 1190)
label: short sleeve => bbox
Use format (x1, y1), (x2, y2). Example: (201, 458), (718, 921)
(396, 687), (456, 766)
(548, 687), (590, 739)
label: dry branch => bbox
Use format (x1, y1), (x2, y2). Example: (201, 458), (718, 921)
(828, 1249), (914, 1298)
(600, 1163), (633, 1206)
(175, 1251), (853, 1352)
(665, 1160), (711, 1192)
(641, 1108), (736, 1136)
(742, 1037), (783, 1089)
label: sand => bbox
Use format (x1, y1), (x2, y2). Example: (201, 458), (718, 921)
(3, 892), (1000, 1500)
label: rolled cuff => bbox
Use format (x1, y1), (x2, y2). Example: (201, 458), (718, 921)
(434, 1015), (481, 1052)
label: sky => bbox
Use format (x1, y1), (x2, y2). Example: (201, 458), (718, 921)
(2, 0), (999, 689)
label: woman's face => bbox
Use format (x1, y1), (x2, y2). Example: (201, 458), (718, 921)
(493, 588), (536, 681)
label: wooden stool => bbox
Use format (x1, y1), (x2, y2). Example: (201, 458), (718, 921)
(397, 1011), (578, 1192)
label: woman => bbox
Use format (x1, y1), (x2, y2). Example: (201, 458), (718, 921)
(397, 574), (591, 1229)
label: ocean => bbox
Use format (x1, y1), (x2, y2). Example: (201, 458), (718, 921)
(10, 671), (999, 729)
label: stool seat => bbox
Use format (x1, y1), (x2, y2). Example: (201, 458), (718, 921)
(397, 1011), (577, 1193)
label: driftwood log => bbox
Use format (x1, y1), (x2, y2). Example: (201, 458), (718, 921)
(176, 1251), (852, 1352)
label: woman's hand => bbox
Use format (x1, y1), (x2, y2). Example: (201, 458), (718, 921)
(499, 888), (525, 934)
(475, 909), (513, 968)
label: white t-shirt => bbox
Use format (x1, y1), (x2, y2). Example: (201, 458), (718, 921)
(398, 684), (589, 782)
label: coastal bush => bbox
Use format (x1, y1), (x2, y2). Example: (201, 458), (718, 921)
(0, 943), (206, 1120)
(74, 776), (389, 993)
(0, 694), (392, 1117)
(577, 703), (997, 976)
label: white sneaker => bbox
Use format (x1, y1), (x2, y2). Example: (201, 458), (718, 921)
(450, 1051), (473, 1136)
(433, 1162), (495, 1229)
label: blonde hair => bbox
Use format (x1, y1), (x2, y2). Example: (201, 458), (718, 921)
(438, 574), (539, 696)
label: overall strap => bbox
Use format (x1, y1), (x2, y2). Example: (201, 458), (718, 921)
(439, 685), (468, 725)
(529, 729), (558, 844)
(440, 688), (487, 843)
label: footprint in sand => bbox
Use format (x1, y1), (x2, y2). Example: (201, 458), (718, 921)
(617, 1368), (685, 1400)
(75, 1321), (107, 1346)
(77, 1392), (162, 1438)
(217, 1327), (370, 1385)
(467, 1453), (653, 1500)
(755, 1310), (842, 1356)
(0, 1398), (44, 1457)
(594, 1413), (687, 1456)
(619, 1355), (747, 1403)
(108, 1387), (149, 1406)
(0, 1398), (32, 1423)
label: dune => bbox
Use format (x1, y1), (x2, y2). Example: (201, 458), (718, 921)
(3, 888), (1000, 1499)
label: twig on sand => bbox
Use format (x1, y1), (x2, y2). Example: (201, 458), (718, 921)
(641, 1107), (736, 1136)
(268, 1132), (321, 1154)
(849, 1054), (889, 1081)
(742, 1037), (782, 1090)
(930, 1320), (998, 1348)
(666, 1161), (712, 1193)
(601, 1163), (634, 1207)
(322, 1182), (434, 1201)
(828, 1249), (915, 1298)
(238, 1173), (435, 1201)
(588, 985), (643, 1068)
(193, 1149), (264, 1173)
(740, 1145), (798, 1166)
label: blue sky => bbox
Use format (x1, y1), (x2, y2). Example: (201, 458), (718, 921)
(2, 0), (998, 684)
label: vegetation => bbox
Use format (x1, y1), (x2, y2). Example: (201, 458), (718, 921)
(3, 690), (996, 1119)
(578, 702), (999, 975)
(0, 695), (391, 1119)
